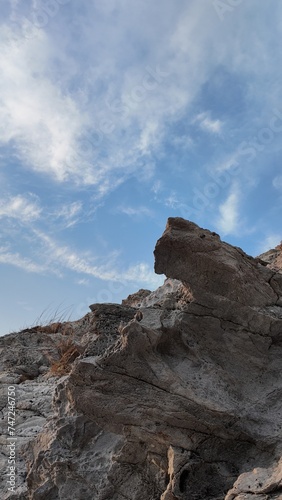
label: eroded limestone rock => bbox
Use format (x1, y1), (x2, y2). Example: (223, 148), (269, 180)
(1, 218), (282, 499)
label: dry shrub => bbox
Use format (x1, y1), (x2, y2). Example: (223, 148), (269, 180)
(49, 338), (81, 376)
(38, 322), (62, 334)
(39, 322), (74, 335)
(44, 326), (83, 376)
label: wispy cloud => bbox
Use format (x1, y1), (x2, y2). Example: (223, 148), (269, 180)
(257, 234), (281, 254)
(0, 0), (240, 197)
(0, 28), (87, 183)
(32, 229), (113, 279)
(216, 184), (240, 235)
(171, 135), (194, 150)
(273, 175), (282, 190)
(0, 16), (171, 191)
(1, 0), (278, 207)
(193, 111), (224, 134)
(0, 246), (46, 273)
(51, 201), (83, 228)
(0, 194), (41, 222)
(117, 206), (153, 217)
(137, 120), (162, 156)
(213, 154), (240, 174)
(151, 180), (163, 196)
(165, 192), (180, 209)
(122, 262), (163, 288)
(77, 278), (90, 287)
(25, 229), (162, 288)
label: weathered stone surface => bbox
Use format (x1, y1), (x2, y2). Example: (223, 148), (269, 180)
(225, 457), (282, 499)
(259, 242), (282, 273)
(122, 288), (152, 307)
(1, 218), (282, 499)
(154, 218), (282, 307)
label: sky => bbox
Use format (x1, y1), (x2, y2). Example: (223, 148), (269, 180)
(0, 0), (282, 334)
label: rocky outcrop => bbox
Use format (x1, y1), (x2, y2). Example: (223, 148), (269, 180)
(1, 217), (282, 499)
(154, 218), (282, 308)
(258, 242), (282, 274)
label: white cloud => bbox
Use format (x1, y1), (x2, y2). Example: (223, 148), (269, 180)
(0, 27), (90, 183)
(214, 154), (240, 173)
(32, 229), (108, 278)
(0, 18), (170, 191)
(216, 185), (240, 235)
(0, 194), (41, 222)
(165, 192), (180, 209)
(122, 262), (163, 288)
(0, 246), (46, 273)
(137, 121), (159, 155)
(257, 234), (281, 254)
(1, 5), (278, 198)
(52, 201), (83, 227)
(193, 112), (224, 134)
(273, 175), (282, 190)
(117, 206), (153, 217)
(1, 0), (277, 201)
(0, 0), (236, 194)
(77, 278), (90, 286)
(151, 180), (162, 196)
(30, 229), (161, 287)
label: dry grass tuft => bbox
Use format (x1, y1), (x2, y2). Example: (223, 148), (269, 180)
(38, 322), (63, 334)
(49, 337), (81, 376)
(39, 321), (74, 336)
(44, 325), (83, 376)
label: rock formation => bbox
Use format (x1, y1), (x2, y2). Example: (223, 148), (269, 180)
(1, 217), (282, 499)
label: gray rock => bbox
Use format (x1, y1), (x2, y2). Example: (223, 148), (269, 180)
(1, 218), (282, 499)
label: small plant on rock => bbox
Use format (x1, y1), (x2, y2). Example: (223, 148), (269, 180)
(49, 336), (81, 376)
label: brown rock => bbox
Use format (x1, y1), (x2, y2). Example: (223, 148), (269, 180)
(258, 243), (282, 274)
(122, 288), (151, 307)
(154, 217), (281, 307)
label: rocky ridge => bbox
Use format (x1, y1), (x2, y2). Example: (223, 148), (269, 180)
(0, 217), (282, 499)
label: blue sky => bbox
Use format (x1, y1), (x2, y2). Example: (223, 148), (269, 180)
(0, 0), (282, 334)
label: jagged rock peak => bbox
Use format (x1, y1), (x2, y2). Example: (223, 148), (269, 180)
(154, 217), (282, 307)
(1, 218), (282, 500)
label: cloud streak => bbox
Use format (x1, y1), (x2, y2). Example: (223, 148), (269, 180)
(0, 246), (47, 273)
(51, 201), (83, 228)
(4, 228), (163, 288)
(193, 112), (224, 134)
(116, 206), (154, 217)
(216, 184), (240, 235)
(0, 194), (41, 222)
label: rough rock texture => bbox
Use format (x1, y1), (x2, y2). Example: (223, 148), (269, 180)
(122, 289), (152, 307)
(1, 217), (282, 499)
(258, 243), (282, 274)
